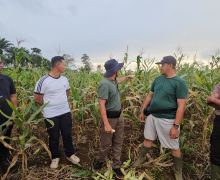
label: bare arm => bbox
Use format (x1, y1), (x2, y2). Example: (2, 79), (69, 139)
(66, 89), (71, 98)
(66, 89), (74, 110)
(139, 91), (154, 122)
(117, 75), (134, 84)
(141, 91), (154, 113)
(207, 93), (220, 109)
(174, 99), (187, 125)
(34, 93), (44, 105)
(169, 99), (187, 139)
(99, 98), (113, 133)
(10, 94), (17, 107)
(207, 101), (220, 110)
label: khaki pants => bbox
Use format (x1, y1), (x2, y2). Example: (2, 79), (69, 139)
(98, 115), (124, 168)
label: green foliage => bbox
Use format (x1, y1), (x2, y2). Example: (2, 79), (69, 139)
(1, 48), (220, 179)
(80, 53), (92, 72)
(0, 37), (50, 68)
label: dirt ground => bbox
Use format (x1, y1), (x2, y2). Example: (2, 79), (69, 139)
(2, 117), (210, 180)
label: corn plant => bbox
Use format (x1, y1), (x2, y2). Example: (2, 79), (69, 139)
(1, 51), (220, 179)
(0, 100), (52, 179)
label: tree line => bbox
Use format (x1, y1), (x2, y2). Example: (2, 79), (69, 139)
(0, 37), (93, 72)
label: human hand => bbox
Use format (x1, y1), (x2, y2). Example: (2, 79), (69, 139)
(139, 112), (145, 122)
(169, 126), (179, 139)
(104, 123), (113, 134)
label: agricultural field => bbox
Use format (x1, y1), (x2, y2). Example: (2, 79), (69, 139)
(1, 53), (220, 180)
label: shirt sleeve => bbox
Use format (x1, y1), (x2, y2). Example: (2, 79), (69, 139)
(65, 78), (70, 90)
(150, 79), (156, 92)
(97, 82), (109, 100)
(176, 80), (188, 99)
(34, 78), (46, 95)
(9, 77), (16, 95)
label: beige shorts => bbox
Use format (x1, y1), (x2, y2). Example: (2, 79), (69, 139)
(144, 114), (180, 150)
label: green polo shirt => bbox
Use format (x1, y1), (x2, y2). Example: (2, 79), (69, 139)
(97, 78), (121, 111)
(149, 75), (188, 119)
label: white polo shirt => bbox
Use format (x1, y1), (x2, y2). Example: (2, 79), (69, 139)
(34, 75), (71, 118)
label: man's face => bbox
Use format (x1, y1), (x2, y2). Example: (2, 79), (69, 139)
(159, 63), (171, 75)
(0, 61), (4, 71)
(56, 60), (66, 73)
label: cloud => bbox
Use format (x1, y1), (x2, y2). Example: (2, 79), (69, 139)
(0, 0), (220, 63)
(200, 49), (220, 59)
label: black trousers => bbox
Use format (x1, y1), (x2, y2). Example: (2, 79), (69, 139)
(45, 112), (75, 159)
(210, 115), (220, 166)
(0, 103), (13, 160)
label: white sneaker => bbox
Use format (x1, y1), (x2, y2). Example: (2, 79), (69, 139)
(50, 158), (60, 169)
(66, 154), (80, 164)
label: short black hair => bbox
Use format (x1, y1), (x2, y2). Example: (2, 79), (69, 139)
(51, 56), (64, 67)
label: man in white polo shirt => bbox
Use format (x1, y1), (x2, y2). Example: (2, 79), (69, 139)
(34, 56), (80, 169)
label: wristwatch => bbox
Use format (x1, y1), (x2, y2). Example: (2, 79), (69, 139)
(173, 123), (179, 129)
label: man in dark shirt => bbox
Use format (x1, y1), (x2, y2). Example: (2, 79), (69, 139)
(207, 84), (220, 179)
(0, 58), (17, 171)
(134, 56), (188, 180)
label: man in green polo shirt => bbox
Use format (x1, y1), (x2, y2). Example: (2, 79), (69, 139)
(134, 56), (188, 180)
(93, 59), (133, 179)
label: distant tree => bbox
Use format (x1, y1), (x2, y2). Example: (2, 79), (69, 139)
(0, 37), (50, 68)
(0, 37), (12, 55)
(31, 47), (42, 67)
(17, 47), (31, 66)
(81, 53), (92, 72)
(3, 46), (29, 67)
(31, 48), (41, 55)
(63, 54), (76, 69)
(4, 46), (16, 65)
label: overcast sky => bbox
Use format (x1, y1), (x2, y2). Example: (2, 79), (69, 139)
(1, 0), (220, 65)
